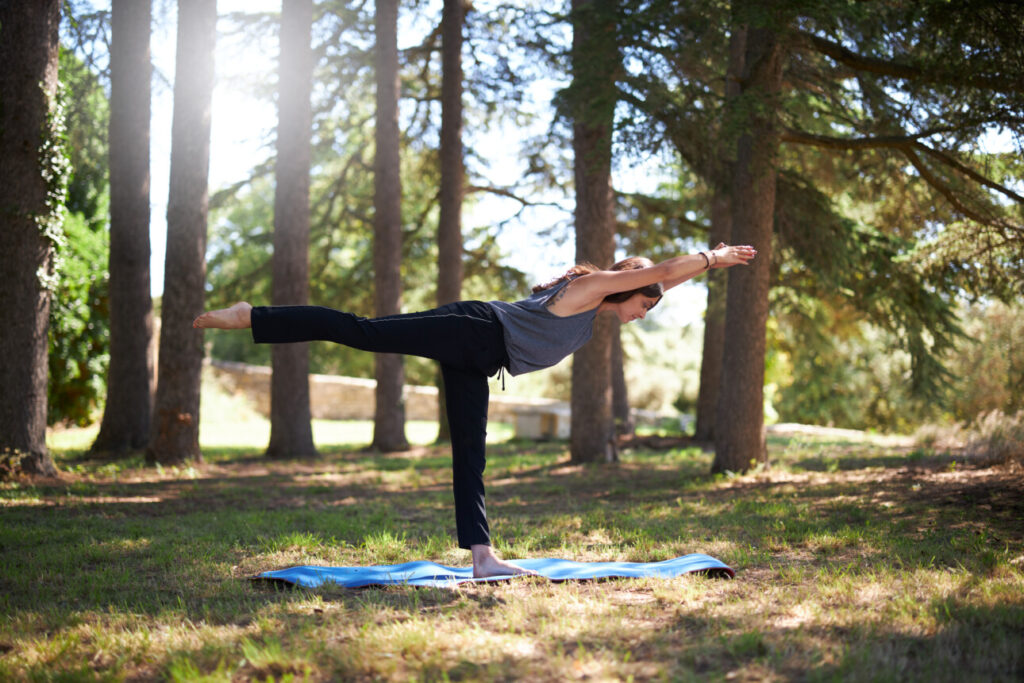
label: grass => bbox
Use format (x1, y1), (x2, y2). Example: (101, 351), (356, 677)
(4, 410), (1023, 680)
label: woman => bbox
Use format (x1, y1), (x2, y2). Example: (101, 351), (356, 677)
(194, 243), (757, 577)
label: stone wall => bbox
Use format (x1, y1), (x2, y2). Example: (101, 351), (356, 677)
(208, 360), (562, 424)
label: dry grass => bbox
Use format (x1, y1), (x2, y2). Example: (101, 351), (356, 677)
(2, 422), (1022, 681)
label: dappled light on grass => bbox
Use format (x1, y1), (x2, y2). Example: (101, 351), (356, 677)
(3, 428), (1023, 680)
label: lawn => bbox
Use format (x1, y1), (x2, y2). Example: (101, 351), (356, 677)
(2, 419), (1022, 681)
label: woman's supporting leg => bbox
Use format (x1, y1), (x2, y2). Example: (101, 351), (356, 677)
(442, 363), (537, 578)
(441, 363), (491, 548)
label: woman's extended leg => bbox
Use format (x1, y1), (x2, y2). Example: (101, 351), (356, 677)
(442, 362), (537, 578)
(199, 301), (506, 374)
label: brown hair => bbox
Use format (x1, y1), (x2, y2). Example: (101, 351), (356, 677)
(533, 256), (663, 306)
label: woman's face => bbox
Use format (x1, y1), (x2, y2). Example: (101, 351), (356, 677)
(616, 294), (661, 324)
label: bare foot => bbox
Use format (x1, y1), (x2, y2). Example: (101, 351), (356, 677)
(192, 302), (253, 329)
(471, 544), (539, 579)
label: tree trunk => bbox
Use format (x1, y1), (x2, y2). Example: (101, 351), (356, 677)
(147, 0), (216, 466)
(712, 21), (783, 474)
(435, 0), (466, 443)
(371, 0), (410, 452)
(0, 0), (61, 477)
(611, 319), (634, 436)
(569, 0), (618, 464)
(267, 0), (318, 459)
(693, 191), (730, 442)
(695, 26), (744, 444)
(92, 0), (154, 457)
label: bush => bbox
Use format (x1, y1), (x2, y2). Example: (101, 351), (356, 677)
(915, 410), (1024, 467)
(964, 410), (1024, 466)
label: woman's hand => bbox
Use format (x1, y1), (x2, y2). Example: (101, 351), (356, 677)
(709, 242), (757, 268)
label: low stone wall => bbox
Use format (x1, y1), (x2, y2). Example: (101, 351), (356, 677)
(208, 360), (561, 424)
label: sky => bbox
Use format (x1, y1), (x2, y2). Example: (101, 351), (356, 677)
(146, 0), (707, 325)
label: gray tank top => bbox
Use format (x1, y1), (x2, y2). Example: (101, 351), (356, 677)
(488, 279), (598, 376)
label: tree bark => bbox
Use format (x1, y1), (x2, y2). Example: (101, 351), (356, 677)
(371, 0), (410, 452)
(435, 0), (466, 443)
(92, 0), (154, 457)
(569, 0), (618, 464)
(147, 0), (216, 466)
(695, 26), (744, 444)
(0, 0), (61, 477)
(712, 21), (783, 473)
(610, 319), (633, 436)
(267, 0), (318, 459)
(693, 191), (730, 441)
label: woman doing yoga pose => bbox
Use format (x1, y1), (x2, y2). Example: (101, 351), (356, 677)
(194, 243), (757, 577)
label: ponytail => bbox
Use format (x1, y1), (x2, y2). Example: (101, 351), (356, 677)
(532, 262), (600, 293)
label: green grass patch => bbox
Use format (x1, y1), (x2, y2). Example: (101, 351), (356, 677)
(4, 425), (1022, 680)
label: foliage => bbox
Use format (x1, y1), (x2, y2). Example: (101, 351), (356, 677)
(771, 306), (940, 433)
(963, 410), (1024, 466)
(46, 46), (111, 426)
(48, 213), (110, 426)
(773, 170), (963, 404)
(773, 298), (1024, 433)
(945, 300), (1024, 421)
(612, 0), (1023, 435)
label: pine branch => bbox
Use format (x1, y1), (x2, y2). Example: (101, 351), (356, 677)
(794, 30), (1023, 94)
(781, 128), (943, 150)
(900, 146), (1019, 232)
(465, 184), (562, 209)
(913, 143), (1024, 205)
(783, 128), (1023, 205)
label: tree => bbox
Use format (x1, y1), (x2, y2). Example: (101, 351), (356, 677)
(92, 0), (154, 456)
(266, 0), (318, 459)
(371, 0), (410, 452)
(0, 0), (63, 477)
(568, 0), (618, 464)
(610, 319), (632, 436)
(712, 10), (783, 473)
(614, 0), (1024, 463)
(148, 0), (216, 466)
(694, 27), (744, 443)
(434, 0), (467, 443)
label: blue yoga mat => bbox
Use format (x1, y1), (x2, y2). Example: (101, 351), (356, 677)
(256, 553), (734, 588)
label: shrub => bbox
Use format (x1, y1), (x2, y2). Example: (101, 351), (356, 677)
(963, 410), (1024, 466)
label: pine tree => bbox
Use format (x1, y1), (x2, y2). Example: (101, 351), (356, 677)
(568, 0), (619, 463)
(92, 0), (154, 456)
(0, 0), (63, 477)
(371, 0), (410, 452)
(267, 0), (318, 459)
(148, 0), (217, 466)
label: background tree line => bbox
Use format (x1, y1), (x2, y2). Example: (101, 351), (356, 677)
(1, 0), (1021, 478)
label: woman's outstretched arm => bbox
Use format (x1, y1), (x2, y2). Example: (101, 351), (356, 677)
(548, 244), (757, 314)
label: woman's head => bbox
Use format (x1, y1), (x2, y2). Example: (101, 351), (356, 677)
(602, 257), (663, 306)
(533, 256), (663, 307)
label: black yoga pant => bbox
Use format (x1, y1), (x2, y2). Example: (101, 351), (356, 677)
(250, 300), (509, 548)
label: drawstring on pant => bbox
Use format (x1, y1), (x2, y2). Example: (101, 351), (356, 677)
(497, 366), (506, 391)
